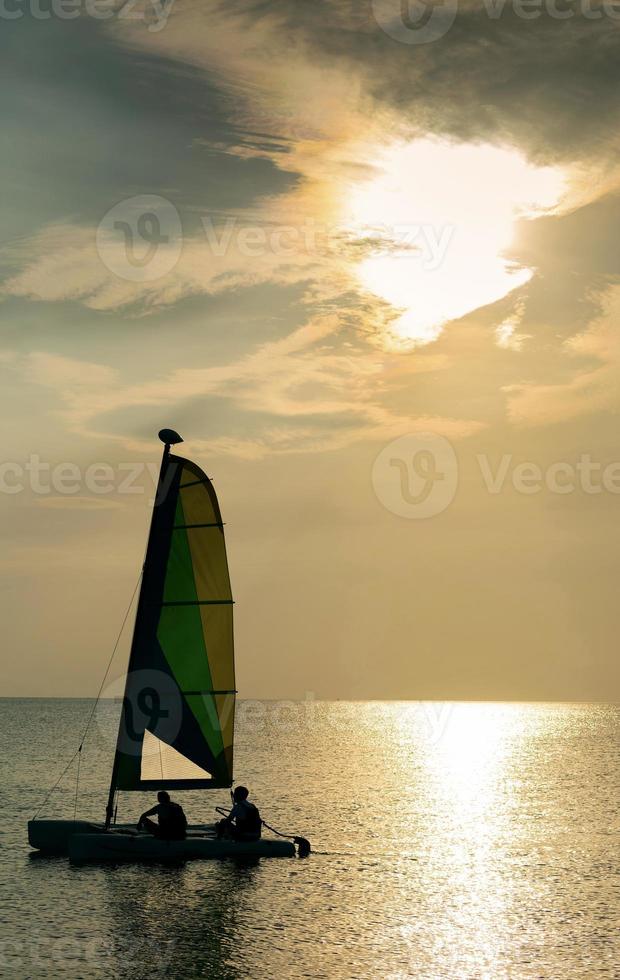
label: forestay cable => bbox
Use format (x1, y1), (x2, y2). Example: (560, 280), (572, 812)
(32, 572), (142, 820)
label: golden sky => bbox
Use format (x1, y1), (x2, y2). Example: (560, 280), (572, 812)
(2, 0), (620, 697)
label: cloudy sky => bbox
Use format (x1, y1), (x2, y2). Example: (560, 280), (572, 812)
(2, 0), (620, 698)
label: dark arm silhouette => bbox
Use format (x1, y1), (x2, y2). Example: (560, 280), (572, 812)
(137, 804), (159, 827)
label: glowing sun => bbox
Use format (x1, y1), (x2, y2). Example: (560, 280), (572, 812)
(346, 139), (565, 346)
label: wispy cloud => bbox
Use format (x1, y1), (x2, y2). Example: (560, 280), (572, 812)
(505, 284), (620, 426)
(13, 315), (481, 457)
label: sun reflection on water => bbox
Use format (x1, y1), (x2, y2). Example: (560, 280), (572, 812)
(11, 701), (619, 980)
(386, 703), (530, 975)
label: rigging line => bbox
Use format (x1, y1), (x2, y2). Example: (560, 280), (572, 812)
(75, 570), (143, 751)
(32, 747), (81, 821)
(31, 571), (142, 821)
(74, 745), (82, 821)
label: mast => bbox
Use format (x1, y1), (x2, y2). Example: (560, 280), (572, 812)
(105, 429), (183, 828)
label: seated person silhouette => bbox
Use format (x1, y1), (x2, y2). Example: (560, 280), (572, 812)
(137, 791), (187, 840)
(216, 786), (262, 841)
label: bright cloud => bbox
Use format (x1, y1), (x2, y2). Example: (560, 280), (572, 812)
(346, 139), (566, 347)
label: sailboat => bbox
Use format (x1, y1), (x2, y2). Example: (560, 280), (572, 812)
(28, 430), (298, 861)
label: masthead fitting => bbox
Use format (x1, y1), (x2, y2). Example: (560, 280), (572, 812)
(158, 429), (184, 446)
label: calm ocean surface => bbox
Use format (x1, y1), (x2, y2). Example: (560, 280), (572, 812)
(2, 699), (619, 979)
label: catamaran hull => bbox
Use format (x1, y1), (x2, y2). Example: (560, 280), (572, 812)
(68, 832), (296, 862)
(28, 820), (219, 854)
(28, 821), (296, 859)
(28, 820), (106, 854)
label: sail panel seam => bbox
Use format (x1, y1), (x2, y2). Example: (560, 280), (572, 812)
(182, 689), (237, 695)
(180, 478), (211, 488)
(162, 600), (234, 606)
(173, 523), (224, 529)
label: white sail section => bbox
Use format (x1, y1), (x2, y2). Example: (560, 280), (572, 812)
(140, 728), (214, 782)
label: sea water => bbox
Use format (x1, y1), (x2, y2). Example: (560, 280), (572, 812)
(2, 700), (619, 979)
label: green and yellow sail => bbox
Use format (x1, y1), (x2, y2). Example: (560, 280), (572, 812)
(111, 439), (235, 799)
